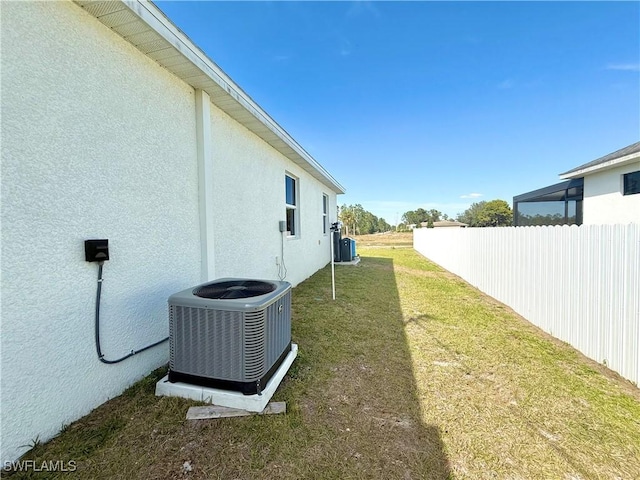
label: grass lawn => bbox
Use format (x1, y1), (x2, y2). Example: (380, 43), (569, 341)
(10, 239), (640, 479)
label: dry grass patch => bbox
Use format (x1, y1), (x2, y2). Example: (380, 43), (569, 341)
(8, 245), (639, 479)
(354, 232), (413, 248)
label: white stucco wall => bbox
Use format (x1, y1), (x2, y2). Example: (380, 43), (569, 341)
(582, 162), (640, 225)
(209, 104), (338, 287)
(2, 0), (343, 463)
(1, 1), (201, 462)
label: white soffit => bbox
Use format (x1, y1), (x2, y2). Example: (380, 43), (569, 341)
(73, 0), (345, 194)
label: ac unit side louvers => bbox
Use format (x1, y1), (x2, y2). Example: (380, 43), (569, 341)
(168, 278), (292, 395)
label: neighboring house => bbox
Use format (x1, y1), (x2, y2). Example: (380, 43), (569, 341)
(559, 142), (640, 225)
(419, 220), (468, 228)
(1, 0), (344, 462)
(514, 142), (640, 226)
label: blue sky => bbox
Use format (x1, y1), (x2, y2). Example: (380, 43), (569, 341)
(156, 1), (639, 224)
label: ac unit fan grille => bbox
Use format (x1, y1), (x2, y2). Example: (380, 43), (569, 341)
(193, 280), (276, 299)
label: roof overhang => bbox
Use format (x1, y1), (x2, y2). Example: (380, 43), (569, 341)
(559, 144), (640, 180)
(513, 178), (584, 203)
(73, 0), (345, 194)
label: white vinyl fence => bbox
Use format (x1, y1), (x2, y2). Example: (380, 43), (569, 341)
(414, 224), (640, 386)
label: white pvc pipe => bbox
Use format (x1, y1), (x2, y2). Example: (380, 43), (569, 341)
(330, 230), (336, 300)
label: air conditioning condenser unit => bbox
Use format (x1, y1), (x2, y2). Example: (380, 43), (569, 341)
(168, 278), (292, 395)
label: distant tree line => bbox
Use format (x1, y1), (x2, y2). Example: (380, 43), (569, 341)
(401, 208), (448, 226)
(339, 204), (393, 236)
(399, 199), (513, 229)
(456, 200), (513, 227)
(338, 199), (513, 235)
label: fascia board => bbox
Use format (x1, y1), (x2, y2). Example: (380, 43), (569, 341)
(559, 152), (640, 179)
(74, 0), (345, 194)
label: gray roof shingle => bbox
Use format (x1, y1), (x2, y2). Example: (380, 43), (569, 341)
(560, 141), (640, 176)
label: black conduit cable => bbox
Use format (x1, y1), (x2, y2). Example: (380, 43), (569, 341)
(278, 231), (288, 281)
(95, 261), (168, 364)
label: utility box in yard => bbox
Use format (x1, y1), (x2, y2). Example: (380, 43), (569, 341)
(340, 238), (353, 262)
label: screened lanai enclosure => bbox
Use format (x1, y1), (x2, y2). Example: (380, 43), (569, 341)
(513, 178), (583, 226)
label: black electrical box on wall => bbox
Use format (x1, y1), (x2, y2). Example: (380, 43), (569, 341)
(85, 239), (109, 262)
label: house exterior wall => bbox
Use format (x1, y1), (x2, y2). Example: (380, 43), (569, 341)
(582, 162), (640, 224)
(209, 104), (337, 287)
(1, 1), (201, 462)
(1, 0), (341, 463)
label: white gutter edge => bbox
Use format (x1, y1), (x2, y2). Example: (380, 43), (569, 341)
(123, 0), (345, 194)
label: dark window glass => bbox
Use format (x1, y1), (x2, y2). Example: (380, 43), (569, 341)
(286, 208), (296, 235)
(623, 171), (640, 196)
(516, 201), (567, 226)
(286, 175), (296, 205)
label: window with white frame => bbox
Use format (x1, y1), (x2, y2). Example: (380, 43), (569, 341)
(322, 194), (329, 235)
(285, 174), (298, 236)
